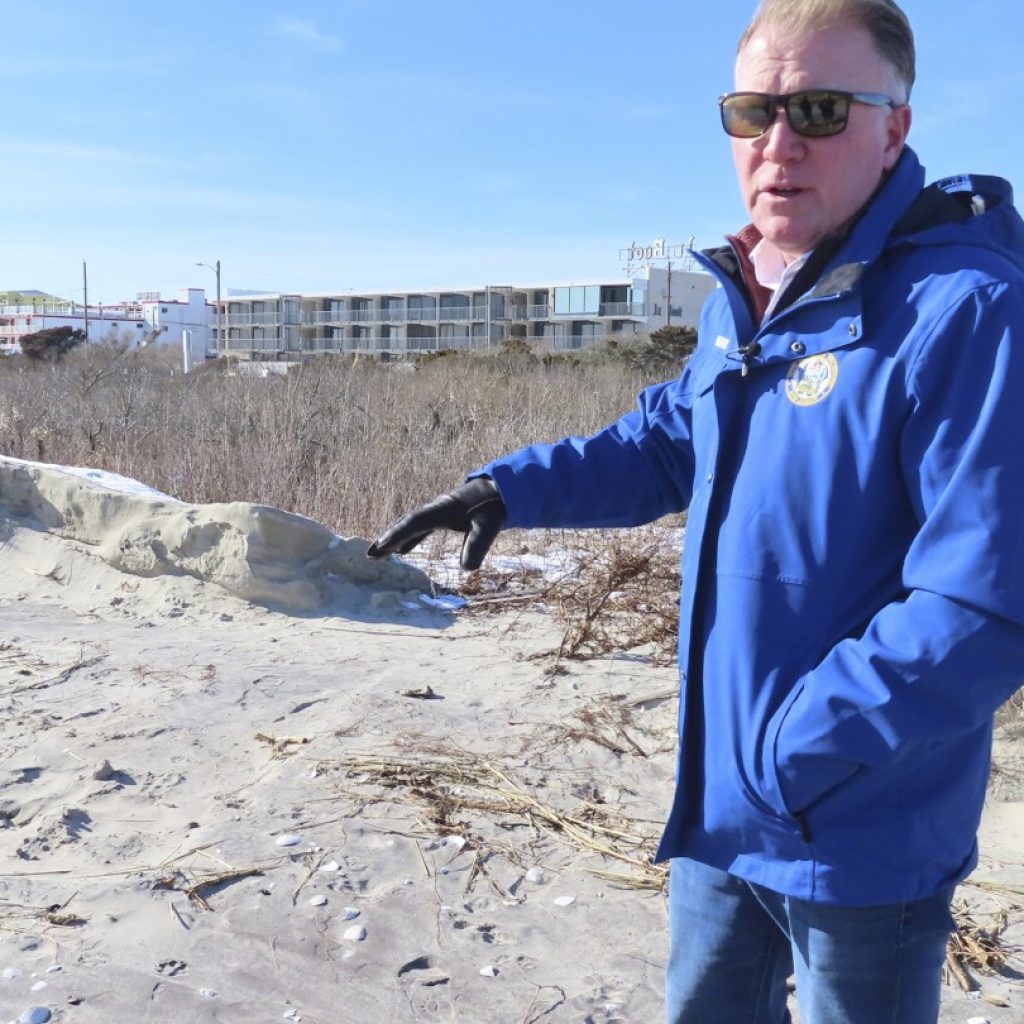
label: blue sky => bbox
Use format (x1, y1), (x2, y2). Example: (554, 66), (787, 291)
(2, 0), (1022, 303)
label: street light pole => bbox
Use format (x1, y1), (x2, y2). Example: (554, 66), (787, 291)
(196, 260), (222, 353)
(82, 260), (89, 341)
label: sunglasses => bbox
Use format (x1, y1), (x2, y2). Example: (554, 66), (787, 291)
(719, 90), (897, 138)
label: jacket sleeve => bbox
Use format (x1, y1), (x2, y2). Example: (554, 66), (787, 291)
(764, 280), (1024, 817)
(473, 371), (697, 529)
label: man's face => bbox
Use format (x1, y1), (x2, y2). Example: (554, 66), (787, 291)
(732, 21), (911, 261)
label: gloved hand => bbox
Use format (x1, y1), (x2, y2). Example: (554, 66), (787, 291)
(367, 477), (506, 570)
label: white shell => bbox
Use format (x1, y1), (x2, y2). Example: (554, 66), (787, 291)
(45, 966), (63, 974)
(2, 967), (23, 979)
(343, 925), (367, 942)
(30, 981), (47, 992)
(479, 965), (499, 977)
(525, 867), (545, 884)
(318, 860), (341, 872)
(308, 895), (328, 907)
(275, 834), (302, 847)
(343, 907), (361, 920)
(201, 988), (218, 998)
(553, 895), (575, 907)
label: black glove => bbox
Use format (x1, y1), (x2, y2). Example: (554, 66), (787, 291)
(367, 477), (506, 570)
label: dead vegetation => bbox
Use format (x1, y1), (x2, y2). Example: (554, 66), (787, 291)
(0, 342), (664, 539)
(946, 883), (1024, 1005)
(320, 750), (667, 892)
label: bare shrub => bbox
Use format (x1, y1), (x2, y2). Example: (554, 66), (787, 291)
(0, 347), (667, 538)
(546, 530), (681, 667)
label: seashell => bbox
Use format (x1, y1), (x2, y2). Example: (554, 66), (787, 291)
(553, 895), (575, 907)
(200, 988), (218, 998)
(275, 834), (302, 847)
(479, 965), (499, 977)
(343, 925), (367, 942)
(343, 907), (361, 920)
(44, 966), (62, 974)
(30, 981), (47, 992)
(525, 867), (545, 884)
(308, 895), (328, 907)
(318, 860), (341, 872)
(3, 967), (23, 979)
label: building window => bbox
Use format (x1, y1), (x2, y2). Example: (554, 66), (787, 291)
(553, 286), (600, 316)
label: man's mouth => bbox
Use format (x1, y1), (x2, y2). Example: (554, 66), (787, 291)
(766, 186), (805, 197)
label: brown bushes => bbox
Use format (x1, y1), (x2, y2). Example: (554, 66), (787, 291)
(0, 344), (666, 538)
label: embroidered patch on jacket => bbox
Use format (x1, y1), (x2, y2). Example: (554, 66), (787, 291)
(785, 352), (839, 407)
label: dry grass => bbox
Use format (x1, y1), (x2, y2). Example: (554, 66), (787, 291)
(0, 341), (667, 539)
(320, 749), (667, 892)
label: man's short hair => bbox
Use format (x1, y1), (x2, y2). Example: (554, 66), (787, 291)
(739, 0), (916, 101)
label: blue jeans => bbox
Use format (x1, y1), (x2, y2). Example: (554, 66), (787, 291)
(666, 857), (955, 1024)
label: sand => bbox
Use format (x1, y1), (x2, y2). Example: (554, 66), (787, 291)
(0, 455), (1020, 1024)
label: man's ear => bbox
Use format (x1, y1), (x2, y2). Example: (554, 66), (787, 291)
(883, 104), (912, 171)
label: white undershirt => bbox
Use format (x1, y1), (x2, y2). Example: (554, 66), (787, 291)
(751, 239), (811, 322)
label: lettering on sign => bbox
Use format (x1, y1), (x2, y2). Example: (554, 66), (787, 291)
(619, 239), (689, 263)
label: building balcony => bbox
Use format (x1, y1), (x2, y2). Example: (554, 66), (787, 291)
(599, 302), (646, 317)
(224, 311), (283, 327)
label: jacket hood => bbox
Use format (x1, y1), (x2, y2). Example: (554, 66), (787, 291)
(888, 153), (1024, 273)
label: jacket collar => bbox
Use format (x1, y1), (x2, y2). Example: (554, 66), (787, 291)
(704, 147), (927, 326)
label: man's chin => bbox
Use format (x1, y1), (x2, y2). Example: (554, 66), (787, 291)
(754, 218), (821, 261)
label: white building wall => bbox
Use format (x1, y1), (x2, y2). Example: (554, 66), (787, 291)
(644, 266), (717, 330)
(0, 289), (213, 358)
(141, 288), (214, 361)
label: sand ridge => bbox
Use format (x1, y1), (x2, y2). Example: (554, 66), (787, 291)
(0, 456), (430, 613)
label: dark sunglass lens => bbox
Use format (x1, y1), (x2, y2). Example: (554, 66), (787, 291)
(723, 95), (773, 137)
(788, 91), (850, 136)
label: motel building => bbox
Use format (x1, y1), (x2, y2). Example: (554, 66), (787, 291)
(218, 265), (716, 358)
(0, 288), (215, 359)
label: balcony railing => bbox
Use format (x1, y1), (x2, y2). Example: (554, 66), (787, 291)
(231, 303), (645, 329)
(224, 311), (283, 327)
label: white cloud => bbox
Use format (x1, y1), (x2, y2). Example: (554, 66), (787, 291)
(270, 18), (345, 54)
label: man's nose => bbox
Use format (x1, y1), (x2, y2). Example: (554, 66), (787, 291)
(759, 109), (805, 160)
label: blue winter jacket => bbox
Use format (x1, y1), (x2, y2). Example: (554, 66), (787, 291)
(477, 148), (1024, 906)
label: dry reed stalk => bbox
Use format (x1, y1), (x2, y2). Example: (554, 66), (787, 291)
(156, 866), (267, 911)
(321, 752), (665, 890)
(254, 732), (310, 758)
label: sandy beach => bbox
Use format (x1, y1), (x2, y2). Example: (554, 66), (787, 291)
(1, 456), (1020, 1024)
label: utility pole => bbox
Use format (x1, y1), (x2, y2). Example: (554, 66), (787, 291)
(82, 261), (89, 340)
(619, 238), (696, 329)
(196, 259), (222, 353)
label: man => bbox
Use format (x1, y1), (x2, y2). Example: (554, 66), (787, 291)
(370, 1), (1024, 1020)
